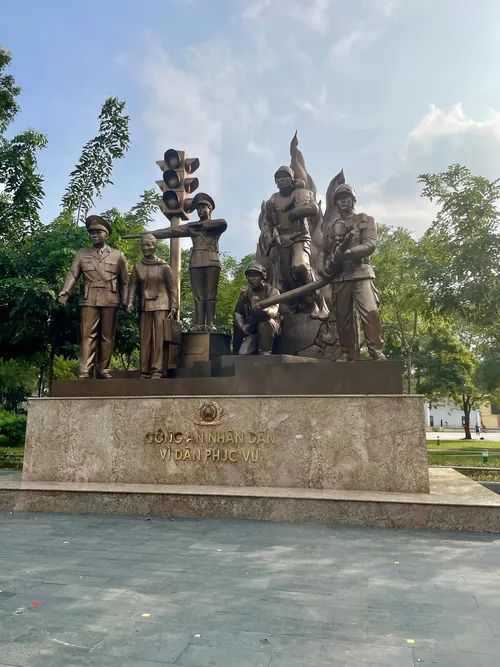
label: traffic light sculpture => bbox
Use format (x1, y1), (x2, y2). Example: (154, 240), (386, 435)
(123, 149), (227, 332)
(156, 149), (200, 220)
(148, 150), (201, 318)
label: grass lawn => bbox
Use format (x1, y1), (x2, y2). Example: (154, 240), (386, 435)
(427, 439), (500, 450)
(429, 453), (500, 482)
(0, 446), (24, 470)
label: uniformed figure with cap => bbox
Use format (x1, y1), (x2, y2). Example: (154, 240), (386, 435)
(234, 260), (281, 355)
(126, 234), (178, 379)
(58, 215), (129, 378)
(262, 166), (325, 317)
(318, 184), (386, 361)
(139, 193), (227, 331)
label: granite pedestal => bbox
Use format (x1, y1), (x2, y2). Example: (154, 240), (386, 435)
(12, 355), (495, 532)
(22, 394), (429, 493)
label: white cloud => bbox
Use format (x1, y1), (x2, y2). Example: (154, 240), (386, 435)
(133, 37), (273, 197)
(360, 180), (437, 233)
(293, 84), (345, 123)
(370, 0), (399, 17)
(242, 0), (271, 20)
(287, 0), (331, 33)
(243, 0), (331, 33)
(330, 22), (383, 60)
(246, 140), (275, 163)
(405, 103), (500, 151)
(249, 32), (277, 73)
(360, 104), (500, 235)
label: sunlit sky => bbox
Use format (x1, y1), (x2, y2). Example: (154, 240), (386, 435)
(3, 0), (500, 257)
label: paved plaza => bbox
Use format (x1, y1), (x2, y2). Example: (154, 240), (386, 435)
(1, 511), (500, 666)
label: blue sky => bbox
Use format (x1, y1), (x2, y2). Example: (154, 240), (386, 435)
(3, 0), (500, 257)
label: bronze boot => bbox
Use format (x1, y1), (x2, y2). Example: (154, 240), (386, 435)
(205, 301), (217, 332)
(363, 310), (387, 361)
(191, 301), (206, 332)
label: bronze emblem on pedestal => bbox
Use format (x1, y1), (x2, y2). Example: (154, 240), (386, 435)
(195, 400), (224, 426)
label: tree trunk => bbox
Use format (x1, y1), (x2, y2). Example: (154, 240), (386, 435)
(463, 395), (472, 440)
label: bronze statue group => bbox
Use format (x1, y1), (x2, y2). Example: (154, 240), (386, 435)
(59, 145), (386, 379)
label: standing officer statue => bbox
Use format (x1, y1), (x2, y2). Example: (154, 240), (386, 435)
(126, 234), (178, 378)
(234, 260), (281, 355)
(130, 193), (227, 331)
(58, 215), (129, 378)
(318, 184), (386, 361)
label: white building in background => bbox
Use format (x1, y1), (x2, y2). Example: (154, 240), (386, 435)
(426, 401), (480, 428)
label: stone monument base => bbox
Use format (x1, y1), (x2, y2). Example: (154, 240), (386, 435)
(22, 394), (429, 493)
(1, 469), (500, 533)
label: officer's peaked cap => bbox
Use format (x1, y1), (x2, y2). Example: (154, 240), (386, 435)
(85, 215), (112, 235)
(191, 192), (215, 212)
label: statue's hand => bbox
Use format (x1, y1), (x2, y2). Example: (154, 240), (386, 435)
(57, 291), (69, 305)
(169, 308), (178, 320)
(332, 247), (344, 264)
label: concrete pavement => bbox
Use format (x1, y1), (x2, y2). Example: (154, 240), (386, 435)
(1, 512), (500, 666)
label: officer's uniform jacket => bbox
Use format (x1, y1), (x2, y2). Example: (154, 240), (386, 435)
(188, 219), (228, 269)
(322, 212), (377, 282)
(61, 245), (129, 307)
(127, 259), (178, 312)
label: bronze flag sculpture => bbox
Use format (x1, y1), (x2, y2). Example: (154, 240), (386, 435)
(126, 234), (178, 378)
(58, 215), (129, 378)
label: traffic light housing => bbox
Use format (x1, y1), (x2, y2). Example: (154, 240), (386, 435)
(155, 149), (200, 220)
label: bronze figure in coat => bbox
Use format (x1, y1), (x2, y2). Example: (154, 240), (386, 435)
(318, 184), (386, 361)
(58, 215), (129, 378)
(132, 192), (227, 331)
(126, 234), (178, 378)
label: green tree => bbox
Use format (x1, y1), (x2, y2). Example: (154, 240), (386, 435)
(0, 358), (39, 411)
(418, 164), (500, 325)
(0, 45), (20, 133)
(0, 219), (87, 391)
(0, 130), (48, 244)
(61, 96), (130, 225)
(373, 225), (431, 393)
(0, 46), (47, 246)
(416, 325), (500, 439)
